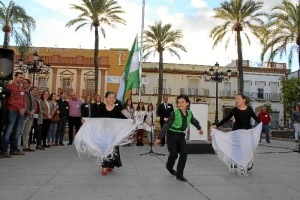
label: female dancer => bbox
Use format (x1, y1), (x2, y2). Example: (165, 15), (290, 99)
(211, 94), (261, 174)
(97, 91), (126, 175)
(212, 94), (260, 130)
(134, 102), (147, 146)
(154, 95), (203, 182)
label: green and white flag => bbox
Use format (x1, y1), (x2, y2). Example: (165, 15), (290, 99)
(117, 36), (140, 103)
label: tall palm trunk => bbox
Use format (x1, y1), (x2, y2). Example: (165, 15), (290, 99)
(236, 30), (244, 94)
(94, 26), (99, 95)
(157, 51), (163, 106)
(3, 30), (10, 48)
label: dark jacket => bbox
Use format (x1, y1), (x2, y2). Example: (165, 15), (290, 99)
(56, 98), (69, 118)
(0, 83), (11, 130)
(157, 102), (174, 125)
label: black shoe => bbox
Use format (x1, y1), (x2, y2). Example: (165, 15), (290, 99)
(59, 142), (65, 146)
(247, 163), (253, 171)
(67, 143), (72, 145)
(176, 176), (187, 182)
(160, 144), (165, 147)
(166, 167), (177, 176)
(267, 141), (271, 143)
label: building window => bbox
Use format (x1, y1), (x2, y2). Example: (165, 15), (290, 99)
(86, 79), (95, 96)
(38, 77), (47, 91)
(63, 78), (71, 90)
(257, 88), (264, 99)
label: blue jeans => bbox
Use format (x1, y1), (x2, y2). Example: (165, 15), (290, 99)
(56, 116), (67, 143)
(1, 111), (25, 153)
(261, 125), (270, 142)
(47, 122), (57, 143)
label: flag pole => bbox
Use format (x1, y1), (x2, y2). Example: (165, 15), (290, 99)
(138, 0), (145, 102)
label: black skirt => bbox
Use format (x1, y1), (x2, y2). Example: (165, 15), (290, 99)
(101, 146), (122, 168)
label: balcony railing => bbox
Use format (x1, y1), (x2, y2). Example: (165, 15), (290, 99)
(255, 93), (268, 100)
(269, 93), (281, 102)
(180, 88), (209, 96)
(220, 90), (236, 98)
(154, 87), (171, 95)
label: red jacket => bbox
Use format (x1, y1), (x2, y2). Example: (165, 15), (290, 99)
(258, 112), (271, 125)
(6, 82), (27, 111)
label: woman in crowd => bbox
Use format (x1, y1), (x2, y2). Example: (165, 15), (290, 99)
(145, 103), (156, 145)
(31, 87), (44, 150)
(40, 90), (53, 148)
(121, 99), (134, 119)
(97, 91), (126, 176)
(47, 93), (59, 146)
(92, 95), (105, 117)
(134, 102), (147, 146)
(81, 95), (92, 118)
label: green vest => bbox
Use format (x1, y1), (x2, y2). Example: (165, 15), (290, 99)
(169, 109), (192, 133)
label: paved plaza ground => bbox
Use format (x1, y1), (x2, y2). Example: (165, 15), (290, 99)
(0, 139), (299, 200)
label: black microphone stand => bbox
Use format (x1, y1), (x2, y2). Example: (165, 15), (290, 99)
(140, 111), (165, 156)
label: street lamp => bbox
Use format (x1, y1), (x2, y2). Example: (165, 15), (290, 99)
(19, 51), (51, 86)
(203, 62), (232, 124)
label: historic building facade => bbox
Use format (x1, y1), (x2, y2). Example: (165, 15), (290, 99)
(12, 46), (130, 100)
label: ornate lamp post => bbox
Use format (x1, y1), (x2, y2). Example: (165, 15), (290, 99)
(18, 51), (51, 86)
(203, 62), (232, 124)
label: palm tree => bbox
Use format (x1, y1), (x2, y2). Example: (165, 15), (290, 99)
(210, 0), (266, 94)
(66, 0), (125, 95)
(143, 21), (186, 106)
(262, 0), (300, 69)
(0, 0), (36, 48)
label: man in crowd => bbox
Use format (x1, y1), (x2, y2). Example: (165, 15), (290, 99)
(258, 106), (271, 143)
(56, 91), (69, 146)
(1, 72), (26, 158)
(20, 79), (36, 152)
(0, 81), (11, 150)
(67, 92), (82, 145)
(157, 95), (174, 146)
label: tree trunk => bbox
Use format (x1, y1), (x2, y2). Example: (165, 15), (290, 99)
(3, 31), (9, 48)
(236, 30), (244, 94)
(157, 51), (164, 107)
(94, 26), (99, 95)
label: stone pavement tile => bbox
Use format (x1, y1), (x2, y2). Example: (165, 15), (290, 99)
(0, 185), (41, 200)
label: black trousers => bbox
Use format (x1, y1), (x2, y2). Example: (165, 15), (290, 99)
(33, 118), (42, 146)
(166, 132), (187, 177)
(68, 116), (81, 143)
(160, 121), (166, 145)
(41, 119), (51, 146)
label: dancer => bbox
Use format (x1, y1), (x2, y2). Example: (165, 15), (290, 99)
(97, 91), (127, 176)
(154, 95), (203, 182)
(211, 94), (261, 175)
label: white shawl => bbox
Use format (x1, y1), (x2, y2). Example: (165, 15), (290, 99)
(211, 123), (262, 176)
(74, 118), (136, 163)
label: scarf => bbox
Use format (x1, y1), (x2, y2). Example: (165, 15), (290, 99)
(211, 123), (262, 176)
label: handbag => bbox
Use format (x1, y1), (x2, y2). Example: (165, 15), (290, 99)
(51, 111), (60, 122)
